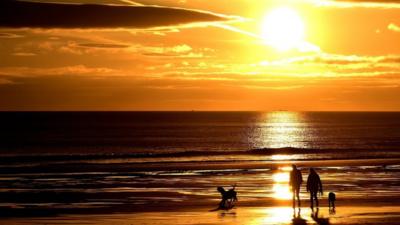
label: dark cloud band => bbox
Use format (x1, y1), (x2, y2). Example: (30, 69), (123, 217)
(0, 0), (229, 29)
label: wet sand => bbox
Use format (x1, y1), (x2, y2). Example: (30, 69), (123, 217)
(1, 158), (400, 224)
(3, 206), (400, 225)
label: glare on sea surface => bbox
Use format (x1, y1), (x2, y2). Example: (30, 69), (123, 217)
(252, 111), (309, 150)
(271, 154), (297, 161)
(273, 183), (292, 200)
(273, 172), (289, 183)
(280, 166), (293, 172)
(272, 169), (292, 200)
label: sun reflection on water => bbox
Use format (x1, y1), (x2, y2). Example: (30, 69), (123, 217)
(252, 111), (310, 150)
(273, 172), (289, 183)
(271, 154), (297, 161)
(273, 183), (292, 200)
(272, 168), (292, 200)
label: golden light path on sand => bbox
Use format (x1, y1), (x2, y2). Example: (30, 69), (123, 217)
(8, 206), (400, 225)
(258, 207), (295, 224)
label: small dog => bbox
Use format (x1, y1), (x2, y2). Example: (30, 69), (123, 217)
(328, 192), (336, 209)
(217, 185), (238, 209)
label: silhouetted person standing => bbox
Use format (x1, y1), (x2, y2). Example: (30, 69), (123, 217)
(290, 164), (303, 208)
(307, 168), (323, 209)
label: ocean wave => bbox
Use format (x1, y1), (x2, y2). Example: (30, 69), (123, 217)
(0, 147), (399, 164)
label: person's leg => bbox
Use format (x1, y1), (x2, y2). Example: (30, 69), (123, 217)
(315, 193), (319, 208)
(293, 191), (296, 209)
(310, 193), (314, 209)
(296, 189), (301, 207)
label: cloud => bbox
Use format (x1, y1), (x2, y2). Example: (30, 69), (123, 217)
(268, 53), (400, 67)
(12, 52), (36, 57)
(0, 0), (234, 29)
(0, 65), (121, 78)
(0, 32), (24, 38)
(12, 40), (131, 56)
(388, 23), (400, 32)
(140, 52), (400, 80)
(333, 0), (400, 3)
(78, 43), (131, 48)
(0, 78), (14, 84)
(314, 0), (400, 8)
(139, 44), (192, 56)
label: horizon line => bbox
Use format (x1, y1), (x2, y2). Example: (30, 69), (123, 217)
(1, 110), (400, 113)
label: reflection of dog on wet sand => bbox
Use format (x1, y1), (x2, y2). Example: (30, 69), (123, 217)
(217, 185), (238, 209)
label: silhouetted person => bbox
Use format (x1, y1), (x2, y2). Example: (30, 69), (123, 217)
(307, 168), (323, 209)
(290, 164), (303, 208)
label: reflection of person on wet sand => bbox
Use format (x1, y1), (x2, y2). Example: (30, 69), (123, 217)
(292, 208), (306, 225)
(307, 168), (323, 209)
(311, 208), (330, 225)
(289, 164), (303, 209)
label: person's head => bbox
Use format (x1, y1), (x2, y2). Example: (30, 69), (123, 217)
(292, 164), (297, 170)
(310, 168), (316, 174)
(217, 186), (225, 193)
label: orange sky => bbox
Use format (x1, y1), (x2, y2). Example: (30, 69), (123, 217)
(0, 0), (399, 111)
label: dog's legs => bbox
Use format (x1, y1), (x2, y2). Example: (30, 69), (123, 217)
(219, 199), (225, 208)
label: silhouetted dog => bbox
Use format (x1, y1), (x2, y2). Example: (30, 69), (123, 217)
(328, 192), (336, 209)
(217, 185), (238, 209)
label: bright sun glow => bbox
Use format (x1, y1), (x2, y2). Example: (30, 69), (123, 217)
(261, 7), (305, 51)
(272, 171), (292, 200)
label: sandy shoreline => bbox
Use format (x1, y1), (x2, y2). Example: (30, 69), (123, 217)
(3, 206), (400, 225)
(1, 158), (399, 224)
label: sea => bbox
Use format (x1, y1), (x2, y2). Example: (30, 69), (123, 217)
(0, 111), (400, 217)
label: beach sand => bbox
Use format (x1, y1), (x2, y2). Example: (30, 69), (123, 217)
(1, 158), (400, 224)
(3, 206), (400, 225)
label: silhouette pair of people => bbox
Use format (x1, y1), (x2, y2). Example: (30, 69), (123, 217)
(289, 165), (323, 209)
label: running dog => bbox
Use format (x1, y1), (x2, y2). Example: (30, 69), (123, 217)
(217, 185), (238, 209)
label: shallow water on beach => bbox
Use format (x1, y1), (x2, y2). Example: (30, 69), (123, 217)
(1, 162), (400, 216)
(1, 112), (400, 222)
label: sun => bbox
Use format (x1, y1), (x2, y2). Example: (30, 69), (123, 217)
(261, 7), (305, 52)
